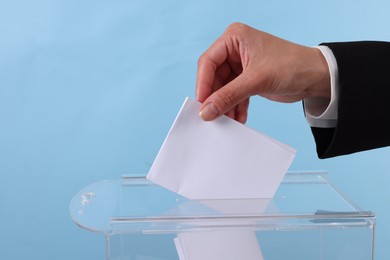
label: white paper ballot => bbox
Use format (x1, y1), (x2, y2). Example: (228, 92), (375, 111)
(147, 97), (296, 199)
(174, 230), (264, 260)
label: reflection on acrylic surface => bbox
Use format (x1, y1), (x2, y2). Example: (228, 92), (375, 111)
(174, 230), (264, 260)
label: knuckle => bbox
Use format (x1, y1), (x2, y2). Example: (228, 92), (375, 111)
(229, 22), (244, 30)
(198, 52), (216, 70)
(197, 53), (207, 66)
(227, 22), (249, 34)
(215, 89), (235, 108)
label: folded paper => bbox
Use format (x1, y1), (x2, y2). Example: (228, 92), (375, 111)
(147, 97), (296, 200)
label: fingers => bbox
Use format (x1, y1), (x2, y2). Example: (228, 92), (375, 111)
(221, 98), (250, 123)
(199, 74), (253, 121)
(235, 98), (249, 123)
(196, 40), (229, 103)
(196, 23), (254, 123)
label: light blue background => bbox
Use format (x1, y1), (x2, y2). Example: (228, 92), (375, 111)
(0, 0), (389, 259)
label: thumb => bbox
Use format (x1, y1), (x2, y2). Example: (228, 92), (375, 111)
(199, 75), (253, 121)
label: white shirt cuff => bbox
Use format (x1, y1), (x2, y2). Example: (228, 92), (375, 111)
(304, 45), (339, 128)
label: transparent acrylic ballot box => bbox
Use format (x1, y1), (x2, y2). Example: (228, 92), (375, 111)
(70, 172), (375, 260)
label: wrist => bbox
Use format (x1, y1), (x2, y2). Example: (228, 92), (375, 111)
(303, 45), (339, 128)
(306, 47), (331, 99)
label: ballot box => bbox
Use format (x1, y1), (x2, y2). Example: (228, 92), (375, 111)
(70, 172), (375, 260)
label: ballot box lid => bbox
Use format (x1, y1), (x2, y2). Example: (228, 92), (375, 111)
(70, 171), (375, 235)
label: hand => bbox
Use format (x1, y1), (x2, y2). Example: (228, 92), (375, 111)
(196, 22), (331, 123)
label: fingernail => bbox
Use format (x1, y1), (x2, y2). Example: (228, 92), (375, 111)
(199, 102), (219, 121)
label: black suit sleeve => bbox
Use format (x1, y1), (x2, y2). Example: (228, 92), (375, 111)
(310, 41), (390, 158)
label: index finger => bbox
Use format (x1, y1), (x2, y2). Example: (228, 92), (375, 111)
(196, 39), (228, 103)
